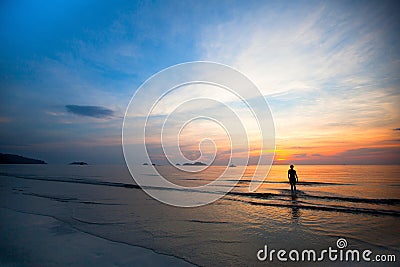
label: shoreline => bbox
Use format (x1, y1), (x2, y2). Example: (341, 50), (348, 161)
(0, 207), (194, 267)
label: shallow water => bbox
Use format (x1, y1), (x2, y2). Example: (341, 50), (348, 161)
(0, 164), (399, 266)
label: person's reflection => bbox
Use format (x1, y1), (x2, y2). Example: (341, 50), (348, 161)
(290, 194), (301, 223)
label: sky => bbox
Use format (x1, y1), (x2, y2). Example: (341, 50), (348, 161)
(0, 0), (399, 165)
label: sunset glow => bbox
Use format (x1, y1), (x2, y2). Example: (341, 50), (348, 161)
(0, 1), (399, 165)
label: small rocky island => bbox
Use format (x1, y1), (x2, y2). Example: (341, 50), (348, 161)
(0, 153), (47, 164)
(69, 161), (88, 165)
(183, 161), (207, 166)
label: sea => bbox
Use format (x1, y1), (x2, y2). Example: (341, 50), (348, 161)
(0, 164), (399, 266)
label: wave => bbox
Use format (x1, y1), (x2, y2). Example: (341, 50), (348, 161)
(71, 216), (126, 225)
(225, 197), (400, 217)
(22, 192), (124, 206)
(228, 191), (400, 205)
(0, 172), (141, 189)
(1, 172), (229, 195)
(186, 219), (229, 224)
(3, 171), (399, 216)
(179, 178), (353, 186)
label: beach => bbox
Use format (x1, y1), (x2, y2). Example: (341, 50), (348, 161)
(0, 208), (192, 267)
(0, 164), (399, 266)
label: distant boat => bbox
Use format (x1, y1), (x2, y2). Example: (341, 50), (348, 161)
(69, 161), (88, 165)
(229, 164), (236, 167)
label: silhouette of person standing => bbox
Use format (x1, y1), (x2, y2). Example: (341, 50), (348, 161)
(288, 165), (298, 194)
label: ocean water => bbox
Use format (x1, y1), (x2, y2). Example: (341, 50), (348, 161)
(0, 164), (399, 266)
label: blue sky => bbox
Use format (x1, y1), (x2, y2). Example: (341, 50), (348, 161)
(0, 0), (399, 164)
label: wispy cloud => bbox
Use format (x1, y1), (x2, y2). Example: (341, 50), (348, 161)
(65, 105), (114, 118)
(201, 2), (397, 95)
(198, 1), (400, 164)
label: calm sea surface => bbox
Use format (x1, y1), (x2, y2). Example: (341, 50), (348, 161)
(1, 164), (399, 266)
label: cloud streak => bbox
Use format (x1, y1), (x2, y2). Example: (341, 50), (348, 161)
(65, 105), (114, 118)
(198, 1), (400, 165)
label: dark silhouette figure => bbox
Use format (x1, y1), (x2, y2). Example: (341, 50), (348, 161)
(288, 164), (298, 194)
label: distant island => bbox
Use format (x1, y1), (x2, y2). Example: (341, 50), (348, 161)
(142, 163), (159, 166)
(183, 161), (207, 166)
(69, 161), (88, 165)
(0, 153), (47, 164)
